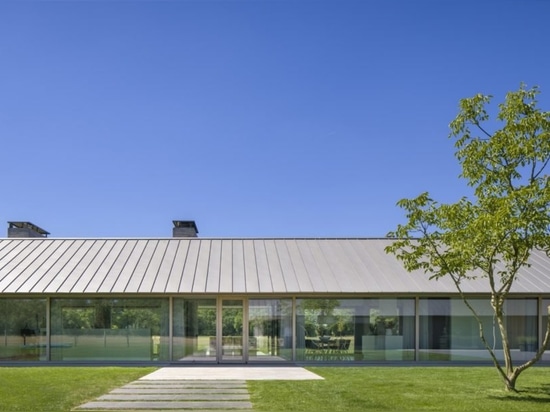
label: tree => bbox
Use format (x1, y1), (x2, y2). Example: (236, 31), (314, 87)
(385, 84), (550, 392)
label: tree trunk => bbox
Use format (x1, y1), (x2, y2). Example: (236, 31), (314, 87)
(492, 296), (516, 391)
(500, 303), (550, 392)
(450, 277), (550, 393)
(496, 311), (516, 391)
(504, 373), (518, 392)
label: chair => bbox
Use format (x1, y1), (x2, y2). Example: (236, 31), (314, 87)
(339, 339), (351, 351)
(305, 338), (325, 360)
(305, 339), (321, 351)
(336, 339), (352, 360)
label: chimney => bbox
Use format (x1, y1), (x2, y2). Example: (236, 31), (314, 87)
(172, 220), (198, 238)
(8, 221), (50, 238)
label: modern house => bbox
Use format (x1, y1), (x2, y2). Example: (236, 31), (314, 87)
(1, 221), (549, 364)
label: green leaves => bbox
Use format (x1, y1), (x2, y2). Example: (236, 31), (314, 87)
(386, 84), (550, 389)
(449, 84), (550, 198)
(387, 83), (550, 290)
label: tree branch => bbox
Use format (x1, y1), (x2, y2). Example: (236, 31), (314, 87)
(472, 120), (493, 139)
(515, 305), (550, 375)
(533, 157), (550, 180)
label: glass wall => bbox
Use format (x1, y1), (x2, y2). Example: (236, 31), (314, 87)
(248, 299), (293, 362)
(1, 296), (549, 363)
(296, 298), (415, 362)
(508, 299), (538, 362)
(173, 298), (217, 362)
(221, 299), (244, 361)
(419, 298), (538, 361)
(0, 299), (47, 361)
(50, 298), (169, 361)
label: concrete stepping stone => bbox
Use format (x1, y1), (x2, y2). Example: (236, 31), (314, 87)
(74, 379), (253, 411)
(125, 382), (248, 389)
(111, 388), (249, 394)
(76, 400), (253, 409)
(99, 394), (250, 401)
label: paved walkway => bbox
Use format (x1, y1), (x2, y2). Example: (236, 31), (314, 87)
(74, 367), (323, 411)
(141, 366), (324, 381)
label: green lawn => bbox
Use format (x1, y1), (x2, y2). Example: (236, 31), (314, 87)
(0, 366), (549, 411)
(249, 367), (550, 411)
(0, 367), (156, 411)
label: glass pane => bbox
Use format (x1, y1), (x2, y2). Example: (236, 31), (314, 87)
(359, 298), (415, 361)
(419, 298), (538, 362)
(222, 299), (243, 361)
(0, 299), (47, 362)
(173, 298), (217, 362)
(506, 299), (538, 362)
(296, 298), (415, 362)
(50, 298), (169, 361)
(248, 299), (292, 362)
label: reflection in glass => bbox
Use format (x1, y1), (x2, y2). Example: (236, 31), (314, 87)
(0, 299), (47, 362)
(419, 298), (538, 362)
(296, 298), (415, 362)
(222, 300), (243, 361)
(248, 299), (293, 362)
(173, 298), (217, 362)
(50, 298), (169, 361)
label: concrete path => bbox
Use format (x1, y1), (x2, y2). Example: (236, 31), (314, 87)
(74, 367), (323, 411)
(141, 366), (324, 381)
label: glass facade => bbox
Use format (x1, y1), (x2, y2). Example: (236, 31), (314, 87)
(173, 298), (217, 362)
(50, 298), (169, 361)
(221, 299), (244, 361)
(296, 298), (415, 362)
(0, 299), (46, 362)
(248, 299), (293, 362)
(0, 296), (548, 363)
(419, 298), (538, 361)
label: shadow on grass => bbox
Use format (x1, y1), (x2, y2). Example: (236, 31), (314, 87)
(487, 384), (550, 404)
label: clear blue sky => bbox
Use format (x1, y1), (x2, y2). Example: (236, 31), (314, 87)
(1, 0), (549, 238)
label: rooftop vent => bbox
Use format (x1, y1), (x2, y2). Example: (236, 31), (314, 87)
(8, 221), (50, 238)
(172, 220), (198, 238)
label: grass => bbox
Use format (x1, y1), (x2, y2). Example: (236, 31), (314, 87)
(0, 367), (156, 411)
(249, 367), (550, 411)
(0, 366), (549, 411)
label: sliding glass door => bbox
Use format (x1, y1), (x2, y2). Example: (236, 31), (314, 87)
(173, 297), (291, 363)
(248, 299), (293, 362)
(173, 298), (217, 362)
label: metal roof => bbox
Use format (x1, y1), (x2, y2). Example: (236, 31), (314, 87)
(0, 238), (548, 295)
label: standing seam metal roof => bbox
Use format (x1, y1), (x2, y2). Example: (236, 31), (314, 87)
(0, 238), (549, 295)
